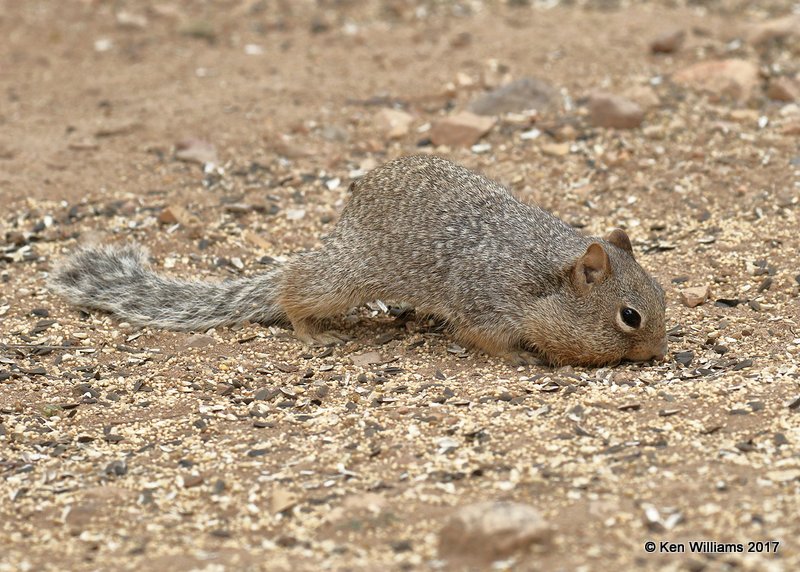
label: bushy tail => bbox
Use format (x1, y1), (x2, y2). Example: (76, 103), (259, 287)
(49, 244), (286, 331)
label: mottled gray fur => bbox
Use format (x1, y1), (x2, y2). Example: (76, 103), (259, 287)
(50, 155), (667, 366)
(50, 245), (284, 330)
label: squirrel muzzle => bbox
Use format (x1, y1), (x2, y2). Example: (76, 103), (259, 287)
(625, 336), (668, 363)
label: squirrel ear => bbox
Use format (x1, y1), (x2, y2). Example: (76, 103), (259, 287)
(572, 242), (611, 293)
(606, 228), (633, 255)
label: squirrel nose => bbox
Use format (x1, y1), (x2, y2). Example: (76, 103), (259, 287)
(651, 338), (668, 361)
(624, 338), (669, 363)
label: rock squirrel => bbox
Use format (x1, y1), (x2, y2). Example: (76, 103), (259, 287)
(50, 155), (668, 366)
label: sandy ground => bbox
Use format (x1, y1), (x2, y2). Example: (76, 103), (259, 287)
(1, 1), (799, 570)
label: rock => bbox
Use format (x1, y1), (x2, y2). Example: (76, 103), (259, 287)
(623, 85), (660, 109)
(271, 487), (298, 513)
(116, 11), (148, 29)
(68, 139), (100, 151)
(64, 486), (135, 535)
(243, 230), (272, 250)
(271, 135), (312, 159)
(358, 157), (377, 172)
(350, 351), (384, 367)
(342, 492), (387, 513)
(439, 501), (551, 563)
(0, 144), (16, 159)
(224, 202), (254, 214)
(429, 112), (496, 147)
(672, 59), (759, 103)
(180, 20), (217, 42)
(181, 473), (204, 488)
(7, 231), (27, 246)
(64, 503), (99, 535)
(749, 15), (800, 47)
(782, 119), (800, 135)
(729, 109), (759, 124)
(324, 493), (388, 527)
(376, 108), (413, 139)
(285, 208), (306, 221)
(767, 76), (800, 102)
(94, 120), (141, 137)
(680, 286), (709, 308)
(456, 72), (474, 87)
(650, 29), (685, 54)
(468, 77), (557, 116)
(244, 43), (264, 56)
(151, 3), (184, 20)
(541, 142), (570, 157)
(182, 334), (216, 349)
(175, 138), (218, 165)
(481, 59), (512, 89)
(766, 469), (800, 483)
(158, 205), (198, 227)
(588, 92), (644, 129)
(450, 32), (472, 49)
(674, 351), (694, 367)
(105, 459), (127, 476)
(319, 125), (348, 142)
(94, 38), (113, 52)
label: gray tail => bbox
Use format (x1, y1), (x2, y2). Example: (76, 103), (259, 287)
(49, 244), (286, 331)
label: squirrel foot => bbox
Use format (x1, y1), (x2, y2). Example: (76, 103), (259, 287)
(503, 350), (543, 366)
(293, 324), (350, 347)
(307, 330), (349, 346)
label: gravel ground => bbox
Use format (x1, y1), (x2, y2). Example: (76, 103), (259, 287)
(1, 1), (799, 571)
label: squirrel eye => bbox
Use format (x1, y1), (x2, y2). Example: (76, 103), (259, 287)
(620, 307), (641, 329)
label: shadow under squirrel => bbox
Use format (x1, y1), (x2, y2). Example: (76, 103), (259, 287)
(51, 155), (668, 366)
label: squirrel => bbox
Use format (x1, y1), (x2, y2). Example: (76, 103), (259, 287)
(50, 154), (668, 366)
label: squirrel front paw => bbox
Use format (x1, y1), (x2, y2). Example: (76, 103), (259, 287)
(502, 350), (543, 366)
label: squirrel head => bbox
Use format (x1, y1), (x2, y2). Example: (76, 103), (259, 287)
(527, 229), (667, 367)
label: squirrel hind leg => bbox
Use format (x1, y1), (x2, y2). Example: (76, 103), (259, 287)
(281, 296), (354, 346)
(292, 318), (351, 346)
(278, 254), (366, 346)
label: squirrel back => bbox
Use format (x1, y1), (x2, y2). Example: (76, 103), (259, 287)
(51, 155), (667, 366)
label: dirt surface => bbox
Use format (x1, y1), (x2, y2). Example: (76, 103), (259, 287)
(1, 1), (799, 570)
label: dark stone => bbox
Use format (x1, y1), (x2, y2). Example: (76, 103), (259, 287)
(469, 77), (557, 116)
(674, 351), (694, 366)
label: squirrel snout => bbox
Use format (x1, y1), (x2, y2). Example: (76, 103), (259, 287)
(625, 338), (668, 363)
(651, 338), (668, 361)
